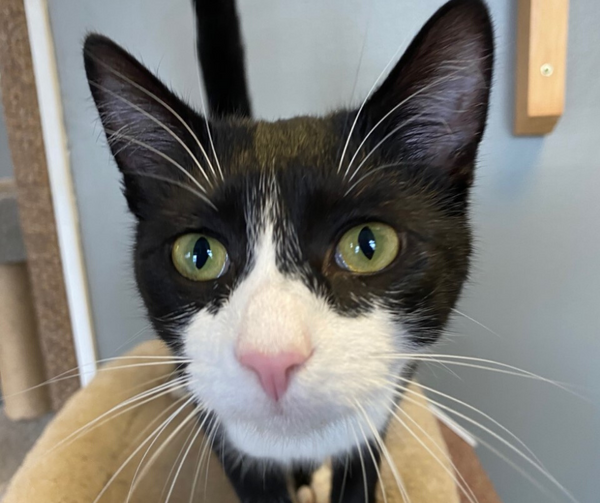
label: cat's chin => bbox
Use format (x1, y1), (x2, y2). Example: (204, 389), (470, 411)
(222, 406), (389, 465)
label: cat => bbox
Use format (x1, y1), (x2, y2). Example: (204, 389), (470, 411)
(83, 0), (493, 501)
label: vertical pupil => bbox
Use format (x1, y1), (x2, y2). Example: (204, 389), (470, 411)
(358, 227), (376, 260)
(192, 237), (212, 269)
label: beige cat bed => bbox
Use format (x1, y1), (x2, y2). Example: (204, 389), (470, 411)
(3, 341), (500, 503)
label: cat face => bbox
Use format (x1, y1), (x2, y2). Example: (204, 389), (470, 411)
(85, 0), (493, 464)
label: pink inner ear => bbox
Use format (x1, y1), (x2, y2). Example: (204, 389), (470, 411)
(238, 351), (310, 401)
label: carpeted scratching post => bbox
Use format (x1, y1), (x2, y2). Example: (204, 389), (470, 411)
(0, 180), (50, 420)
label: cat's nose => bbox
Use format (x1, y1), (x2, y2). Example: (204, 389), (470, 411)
(238, 351), (309, 401)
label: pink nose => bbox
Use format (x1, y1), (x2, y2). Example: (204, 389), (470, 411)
(238, 351), (308, 401)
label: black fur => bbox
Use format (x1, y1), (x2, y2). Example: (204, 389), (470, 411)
(84, 1), (494, 501)
(192, 0), (252, 117)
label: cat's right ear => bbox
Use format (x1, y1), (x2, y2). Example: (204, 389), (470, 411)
(84, 34), (210, 218)
(357, 0), (494, 193)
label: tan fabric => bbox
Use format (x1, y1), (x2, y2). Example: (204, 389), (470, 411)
(3, 341), (461, 503)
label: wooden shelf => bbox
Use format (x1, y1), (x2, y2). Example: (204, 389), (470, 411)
(515, 0), (569, 136)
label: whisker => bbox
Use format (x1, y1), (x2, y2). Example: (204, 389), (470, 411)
(203, 416), (220, 501)
(336, 453), (350, 503)
(105, 128), (218, 211)
(87, 55), (220, 181)
(129, 403), (205, 495)
(112, 323), (153, 353)
(188, 428), (206, 503)
(336, 8), (373, 165)
(392, 375), (546, 468)
(44, 377), (189, 460)
(0, 355), (191, 404)
(379, 353), (584, 399)
(343, 71), (468, 180)
(126, 393), (193, 503)
(356, 401), (411, 503)
(337, 39), (408, 174)
(192, 41), (224, 182)
(92, 396), (197, 503)
(392, 383), (579, 503)
(343, 162), (411, 196)
(125, 172), (215, 208)
(348, 422), (370, 503)
(189, 414), (216, 503)
(397, 391), (570, 503)
(165, 412), (207, 503)
(351, 420), (388, 503)
(90, 81), (214, 188)
(450, 308), (503, 338)
(160, 414), (197, 500)
(386, 402), (479, 503)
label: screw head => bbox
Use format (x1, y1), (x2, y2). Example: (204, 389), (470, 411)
(540, 64), (554, 77)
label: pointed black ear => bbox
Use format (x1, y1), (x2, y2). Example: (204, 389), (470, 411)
(361, 0), (494, 186)
(84, 34), (212, 218)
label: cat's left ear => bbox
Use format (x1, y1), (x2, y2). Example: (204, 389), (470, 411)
(360, 0), (494, 187)
(83, 34), (212, 219)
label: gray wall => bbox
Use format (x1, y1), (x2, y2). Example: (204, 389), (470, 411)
(0, 94), (14, 179)
(49, 1), (599, 501)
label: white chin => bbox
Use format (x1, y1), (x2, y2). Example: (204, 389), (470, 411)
(221, 404), (390, 465)
(224, 417), (355, 464)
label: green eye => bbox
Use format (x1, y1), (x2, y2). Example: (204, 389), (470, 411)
(336, 223), (400, 273)
(172, 233), (229, 281)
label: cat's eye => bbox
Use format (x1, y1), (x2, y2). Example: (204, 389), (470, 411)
(335, 223), (400, 273)
(172, 233), (229, 281)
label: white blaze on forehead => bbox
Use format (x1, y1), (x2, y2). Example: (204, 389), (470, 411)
(236, 223), (312, 356)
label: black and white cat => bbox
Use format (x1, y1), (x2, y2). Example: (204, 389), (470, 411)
(84, 0), (493, 501)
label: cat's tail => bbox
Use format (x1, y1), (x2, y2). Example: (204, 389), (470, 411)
(192, 0), (252, 118)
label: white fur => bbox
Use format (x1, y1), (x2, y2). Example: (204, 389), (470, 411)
(184, 199), (412, 464)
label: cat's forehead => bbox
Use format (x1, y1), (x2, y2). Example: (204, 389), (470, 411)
(221, 115), (341, 173)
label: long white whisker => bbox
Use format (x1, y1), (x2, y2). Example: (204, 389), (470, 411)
(0, 356), (191, 404)
(352, 420), (388, 503)
(165, 410), (207, 503)
(126, 172), (214, 206)
(192, 42), (224, 182)
(43, 378), (189, 458)
(126, 393), (193, 503)
(337, 40), (408, 174)
(90, 81), (214, 187)
(398, 391), (569, 503)
(160, 418), (197, 499)
(392, 384), (578, 503)
(188, 430), (206, 503)
(343, 162), (410, 196)
(356, 401), (411, 503)
(343, 72), (466, 180)
(392, 375), (546, 468)
(104, 128), (216, 206)
(450, 308), (502, 338)
(189, 414), (216, 503)
(346, 114), (424, 183)
(131, 402), (205, 494)
(336, 454), (351, 503)
(387, 402), (478, 503)
(91, 396), (196, 503)
(348, 423), (369, 503)
(202, 416), (219, 500)
(379, 353), (583, 399)
(88, 56), (220, 181)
